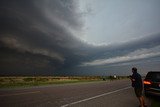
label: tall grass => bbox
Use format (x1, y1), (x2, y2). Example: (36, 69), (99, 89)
(0, 76), (128, 88)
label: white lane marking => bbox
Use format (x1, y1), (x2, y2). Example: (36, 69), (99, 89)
(0, 91), (41, 97)
(61, 86), (131, 107)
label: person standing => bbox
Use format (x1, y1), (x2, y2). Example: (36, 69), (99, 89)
(130, 67), (147, 107)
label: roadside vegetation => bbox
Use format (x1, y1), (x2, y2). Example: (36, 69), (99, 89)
(0, 76), (128, 88)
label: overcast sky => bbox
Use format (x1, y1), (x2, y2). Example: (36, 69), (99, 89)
(0, 0), (160, 76)
(79, 0), (160, 45)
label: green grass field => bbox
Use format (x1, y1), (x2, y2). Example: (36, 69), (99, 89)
(0, 76), (127, 88)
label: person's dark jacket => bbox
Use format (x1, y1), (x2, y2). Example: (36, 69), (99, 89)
(131, 72), (143, 89)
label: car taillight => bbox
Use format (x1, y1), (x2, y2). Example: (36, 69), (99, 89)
(143, 80), (151, 85)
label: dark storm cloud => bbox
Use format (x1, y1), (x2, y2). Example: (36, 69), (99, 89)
(0, 0), (86, 63)
(0, 0), (89, 75)
(0, 0), (160, 76)
(81, 34), (160, 66)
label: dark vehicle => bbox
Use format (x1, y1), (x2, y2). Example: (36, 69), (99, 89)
(143, 71), (160, 97)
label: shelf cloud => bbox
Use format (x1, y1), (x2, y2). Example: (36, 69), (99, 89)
(81, 46), (160, 66)
(0, 0), (160, 76)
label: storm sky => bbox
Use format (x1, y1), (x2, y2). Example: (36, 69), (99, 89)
(0, 0), (160, 76)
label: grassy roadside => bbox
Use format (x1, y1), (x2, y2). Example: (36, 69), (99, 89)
(0, 76), (128, 88)
(0, 76), (100, 88)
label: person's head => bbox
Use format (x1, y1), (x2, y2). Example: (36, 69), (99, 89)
(132, 67), (137, 73)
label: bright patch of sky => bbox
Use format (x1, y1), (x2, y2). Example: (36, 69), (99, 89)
(81, 45), (160, 66)
(79, 0), (160, 45)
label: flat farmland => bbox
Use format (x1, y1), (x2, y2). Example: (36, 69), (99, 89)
(0, 76), (127, 88)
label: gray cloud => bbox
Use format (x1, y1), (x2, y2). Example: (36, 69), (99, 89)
(0, 0), (160, 76)
(81, 46), (160, 66)
(0, 36), (65, 62)
(0, 0), (86, 61)
(0, 0), (87, 75)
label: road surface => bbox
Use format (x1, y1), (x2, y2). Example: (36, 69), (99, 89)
(0, 79), (151, 107)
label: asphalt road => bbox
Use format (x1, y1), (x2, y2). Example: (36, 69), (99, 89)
(0, 79), (152, 107)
